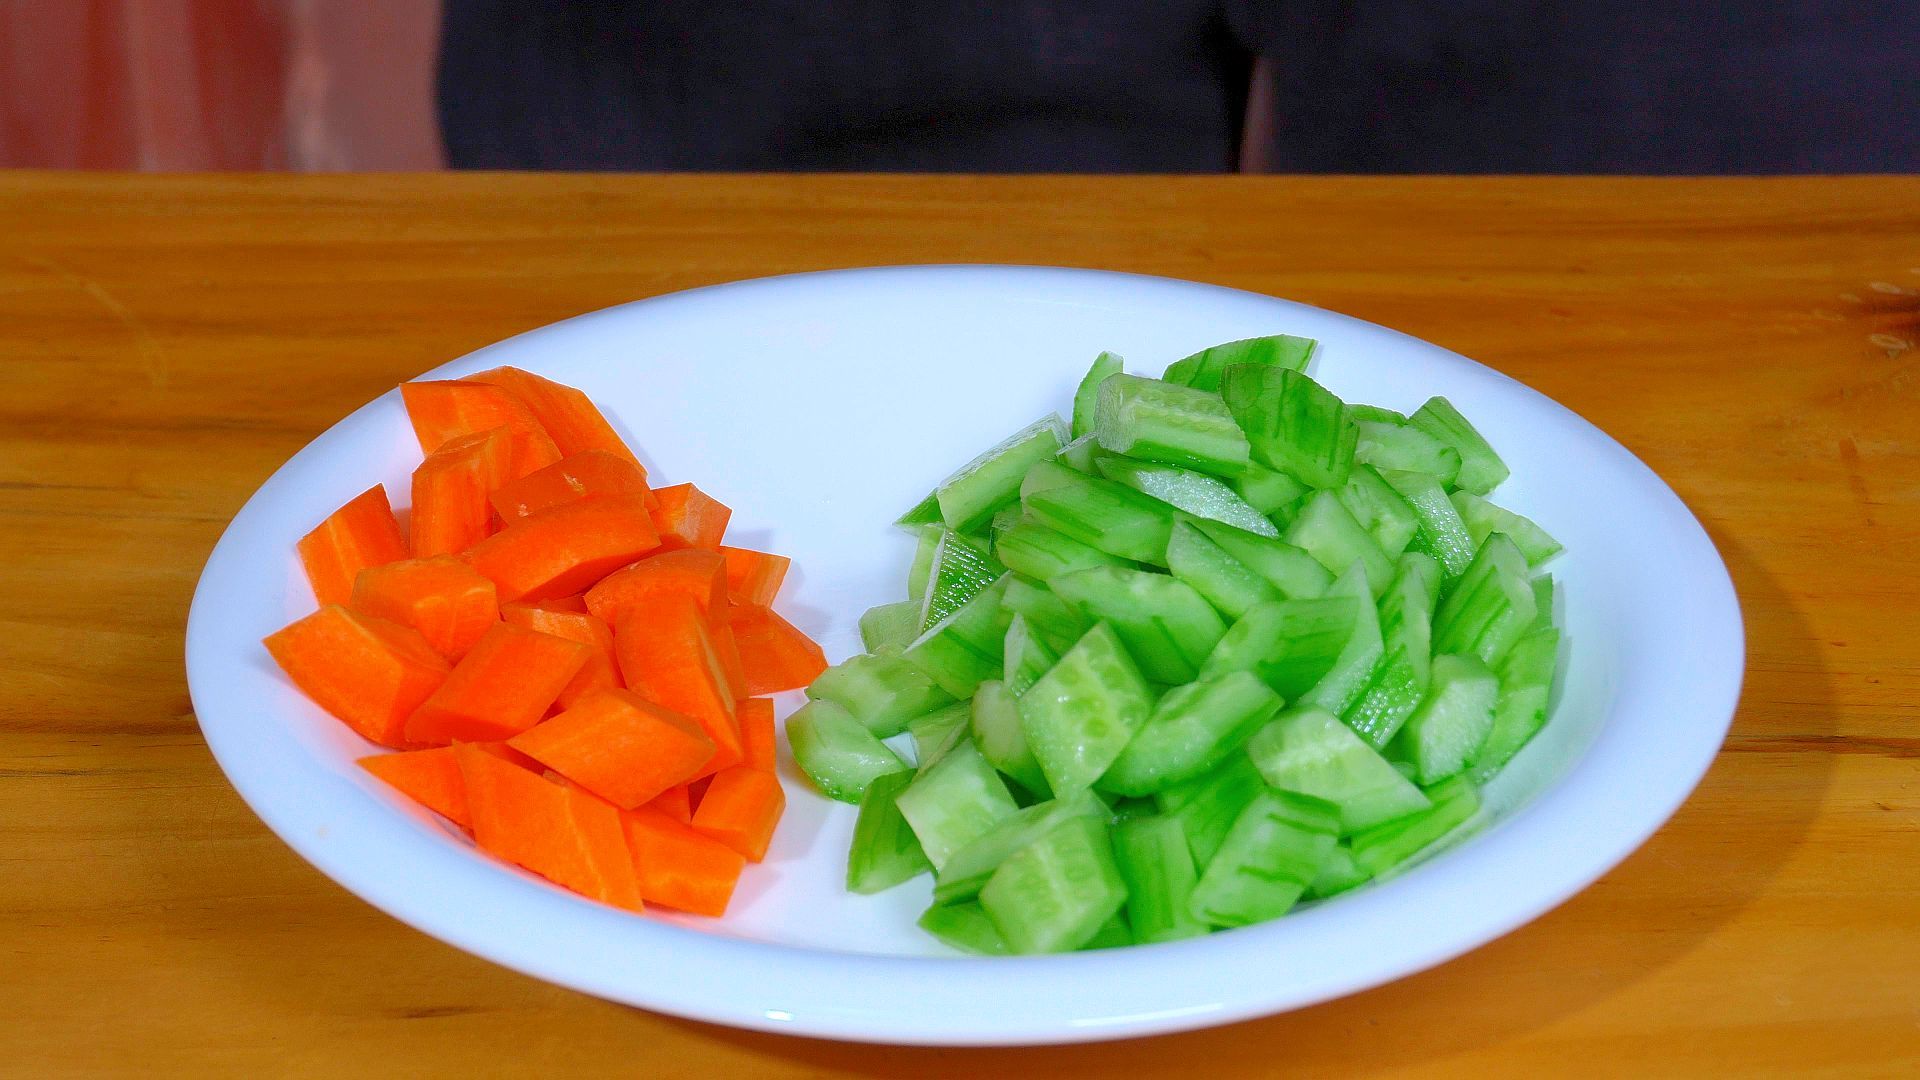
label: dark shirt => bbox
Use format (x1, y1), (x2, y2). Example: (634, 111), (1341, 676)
(438, 1), (1918, 173)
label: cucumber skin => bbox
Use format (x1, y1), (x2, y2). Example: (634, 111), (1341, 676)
(846, 770), (934, 894)
(786, 698), (911, 803)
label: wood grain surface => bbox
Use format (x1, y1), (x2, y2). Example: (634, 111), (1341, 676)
(1, 174), (1916, 1077)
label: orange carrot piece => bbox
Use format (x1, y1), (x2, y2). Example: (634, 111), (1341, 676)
(613, 594), (743, 775)
(265, 605), (449, 748)
(649, 483), (731, 550)
(411, 427), (513, 557)
(720, 546), (791, 607)
(400, 380), (562, 480)
(359, 746), (470, 826)
(619, 806), (745, 916)
(405, 622), (590, 745)
(297, 485), (409, 607)
(464, 366), (638, 465)
(737, 698), (777, 772)
(691, 765), (786, 862)
(648, 784), (693, 823)
(461, 491), (660, 603)
(455, 744), (642, 911)
(488, 449), (653, 523)
(584, 548), (726, 626)
(507, 688), (716, 809)
(538, 593), (591, 613)
(350, 556), (500, 662)
(728, 605), (829, 696)
(499, 603), (621, 710)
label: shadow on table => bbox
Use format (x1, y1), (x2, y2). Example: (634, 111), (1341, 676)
(660, 524), (1837, 1074)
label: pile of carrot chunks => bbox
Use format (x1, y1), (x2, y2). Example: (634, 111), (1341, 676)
(264, 367), (825, 916)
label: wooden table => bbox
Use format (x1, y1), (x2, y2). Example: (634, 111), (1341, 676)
(3, 174), (1915, 1076)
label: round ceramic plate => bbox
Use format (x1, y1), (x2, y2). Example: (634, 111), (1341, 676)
(186, 266), (1742, 1046)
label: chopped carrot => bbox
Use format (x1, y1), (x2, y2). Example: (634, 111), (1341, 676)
(620, 806), (745, 916)
(350, 556), (500, 662)
(400, 380), (562, 480)
(507, 688), (716, 809)
(584, 548), (726, 626)
(297, 485), (409, 606)
(411, 427), (513, 557)
(649, 483), (731, 550)
(648, 784), (693, 823)
(728, 605), (829, 695)
(462, 491), (659, 603)
(405, 622), (590, 745)
(691, 766), (786, 862)
(720, 546), (791, 607)
(464, 366), (638, 465)
(455, 744), (642, 911)
(537, 593), (591, 613)
(266, 605), (449, 748)
(359, 746), (469, 826)
(613, 594), (743, 775)
(499, 602), (620, 710)
(737, 697), (777, 772)
(488, 449), (655, 523)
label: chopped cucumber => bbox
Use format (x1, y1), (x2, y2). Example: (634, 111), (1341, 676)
(1191, 519), (1333, 598)
(1222, 366), (1356, 490)
(1081, 911), (1134, 950)
(1355, 421), (1462, 487)
(1021, 460), (1175, 565)
(1001, 614), (1060, 696)
(904, 575), (1011, 698)
(1100, 671), (1282, 796)
(909, 701), (973, 772)
(1343, 552), (1440, 748)
(1432, 534), (1537, 667)
(935, 415), (1069, 534)
(906, 525), (942, 598)
(1200, 597), (1355, 698)
(1347, 403), (1408, 426)
(786, 698), (911, 803)
(1097, 457), (1279, 537)
(846, 770), (934, 893)
(896, 491), (942, 529)
(1470, 626), (1560, 782)
(1165, 519), (1282, 619)
(1295, 564), (1386, 716)
(933, 789), (1106, 904)
(1389, 653), (1499, 784)
(917, 531), (1005, 631)
(919, 900), (1011, 955)
(895, 738), (1020, 870)
(1232, 462), (1309, 516)
(1245, 706), (1431, 832)
(1411, 397), (1508, 495)
(1162, 334), (1315, 392)
(859, 600), (923, 653)
(1018, 622), (1155, 794)
(1000, 575), (1093, 653)
(994, 519), (1130, 582)
(1306, 842), (1373, 899)
(1378, 468), (1477, 580)
(1112, 815), (1210, 943)
(1450, 490), (1562, 566)
(1157, 753), (1267, 867)
(807, 651), (954, 738)
(1530, 574), (1556, 632)
(1187, 789), (1340, 927)
(988, 503), (1025, 547)
(1284, 489), (1393, 595)
(971, 678), (1052, 797)
(979, 813), (1128, 954)
(1049, 566), (1227, 684)
(1072, 351), (1125, 439)
(1338, 464), (1420, 558)
(1057, 432), (1105, 474)
(1093, 373), (1251, 476)
(1349, 775), (1481, 877)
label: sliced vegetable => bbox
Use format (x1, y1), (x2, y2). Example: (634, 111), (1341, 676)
(648, 482), (731, 550)
(298, 485), (409, 607)
(1161, 334), (1315, 392)
(350, 555), (499, 662)
(1071, 351), (1125, 439)
(499, 601), (621, 709)
(847, 770), (934, 893)
(620, 805), (746, 915)
(464, 366), (636, 465)
(1410, 397), (1508, 495)
(405, 621), (590, 745)
(727, 604), (829, 696)
(410, 426), (513, 557)
(613, 594), (743, 773)
(936, 415), (1069, 534)
(488, 449), (652, 522)
(400, 379), (562, 480)
(785, 698), (910, 802)
(1100, 671), (1281, 797)
(1017, 622), (1154, 794)
(720, 545), (792, 606)
(1187, 789), (1339, 927)
(265, 605), (450, 748)
(1093, 373), (1251, 476)
(508, 687), (715, 809)
(1222, 366), (1356, 490)
(455, 744), (642, 911)
(1245, 706), (1431, 832)
(462, 491), (661, 602)
(691, 765), (786, 861)
(1096, 456), (1278, 537)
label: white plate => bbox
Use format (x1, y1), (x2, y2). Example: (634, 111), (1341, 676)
(186, 266), (1742, 1045)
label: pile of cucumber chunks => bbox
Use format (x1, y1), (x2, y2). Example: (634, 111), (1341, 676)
(788, 334), (1564, 955)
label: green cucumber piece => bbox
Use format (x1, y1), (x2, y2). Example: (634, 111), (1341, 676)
(1343, 553), (1441, 748)
(1001, 614), (1060, 696)
(1355, 421), (1463, 487)
(1305, 842), (1373, 899)
(979, 813), (1128, 954)
(917, 531), (1005, 631)
(1295, 564), (1386, 715)
(1470, 626), (1561, 782)
(1245, 706), (1431, 832)
(988, 503), (1025, 546)
(896, 491), (943, 529)
(806, 651), (955, 738)
(907, 525), (942, 597)
(1096, 457), (1279, 537)
(1432, 534), (1537, 666)
(1100, 671), (1281, 796)
(1021, 460), (1175, 565)
(1200, 597), (1354, 698)
(935, 415), (1069, 534)
(932, 789), (1106, 904)
(1112, 815), (1210, 943)
(909, 701), (973, 773)
(1080, 911), (1134, 950)
(1349, 774), (1480, 877)
(1338, 464), (1420, 558)
(1378, 468), (1477, 580)
(1018, 622), (1155, 795)
(1092, 373), (1251, 476)
(1347, 403), (1409, 426)
(971, 679), (1052, 797)
(1232, 462), (1309, 516)
(1071, 351), (1125, 439)
(1283, 489), (1394, 595)
(785, 698), (911, 803)
(1530, 574), (1556, 632)
(1222, 365), (1356, 490)
(894, 738), (1020, 870)
(1157, 753), (1267, 867)
(1411, 397), (1508, 495)
(903, 575), (1011, 698)
(859, 600), (923, 653)
(1190, 519), (1333, 598)
(1000, 576), (1093, 653)
(918, 901), (1011, 955)
(1187, 788), (1340, 927)
(1049, 566), (1227, 684)
(1057, 432), (1105, 474)
(994, 519), (1129, 582)
(1165, 519), (1282, 619)
(1450, 491), (1563, 566)
(1389, 653), (1499, 784)
(846, 770), (934, 893)
(1162, 334), (1316, 392)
